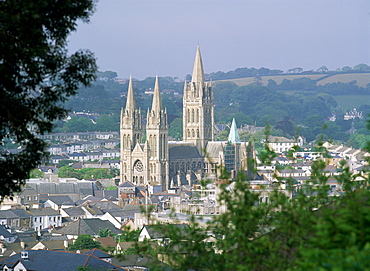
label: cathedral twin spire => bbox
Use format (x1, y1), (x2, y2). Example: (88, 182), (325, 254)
(125, 76), (136, 114)
(151, 76), (162, 114)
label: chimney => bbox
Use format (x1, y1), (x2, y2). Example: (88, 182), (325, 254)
(20, 241), (25, 249)
(63, 240), (68, 249)
(21, 250), (29, 260)
(0, 241), (5, 255)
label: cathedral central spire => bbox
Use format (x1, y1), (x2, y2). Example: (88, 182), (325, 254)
(191, 45), (205, 83)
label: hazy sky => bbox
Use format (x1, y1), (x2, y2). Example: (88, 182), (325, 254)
(68, 0), (370, 80)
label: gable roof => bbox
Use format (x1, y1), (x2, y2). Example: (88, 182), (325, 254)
(84, 248), (111, 258)
(54, 218), (121, 236)
(141, 224), (189, 239)
(43, 195), (75, 206)
(168, 143), (202, 159)
(0, 249), (124, 270)
(0, 225), (14, 238)
(62, 206), (85, 217)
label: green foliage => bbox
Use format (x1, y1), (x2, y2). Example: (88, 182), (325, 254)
(117, 229), (141, 242)
(129, 123), (370, 270)
(95, 114), (118, 132)
(98, 228), (112, 238)
(168, 118), (183, 140)
(69, 235), (101, 251)
(58, 166), (114, 180)
(64, 116), (94, 132)
(29, 169), (44, 179)
(105, 185), (117, 190)
(58, 160), (76, 168)
(0, 0), (97, 197)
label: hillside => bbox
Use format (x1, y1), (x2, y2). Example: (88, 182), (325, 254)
(215, 72), (370, 88)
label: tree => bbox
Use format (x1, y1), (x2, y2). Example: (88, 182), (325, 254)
(317, 65), (329, 73)
(58, 166), (82, 179)
(95, 114), (118, 132)
(105, 185), (118, 191)
(168, 118), (183, 140)
(29, 169), (44, 179)
(69, 235), (101, 251)
(0, 0), (97, 197)
(353, 63), (370, 71)
(65, 116), (94, 132)
(132, 131), (370, 270)
(98, 228), (112, 238)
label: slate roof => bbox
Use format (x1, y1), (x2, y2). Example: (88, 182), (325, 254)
(112, 253), (162, 268)
(44, 195), (75, 206)
(142, 224), (189, 239)
(119, 181), (135, 188)
(54, 218), (121, 236)
(0, 210), (20, 219)
(62, 206), (85, 217)
(94, 189), (118, 200)
(0, 249), (125, 270)
(28, 182), (97, 196)
(168, 143), (202, 159)
(84, 248), (111, 259)
(5, 209), (31, 219)
(27, 208), (60, 217)
(81, 200), (123, 213)
(0, 225), (14, 238)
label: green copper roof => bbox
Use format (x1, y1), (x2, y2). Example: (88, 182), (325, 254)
(228, 118), (241, 144)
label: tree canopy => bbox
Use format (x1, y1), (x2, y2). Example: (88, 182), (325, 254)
(133, 136), (370, 270)
(0, 0), (97, 197)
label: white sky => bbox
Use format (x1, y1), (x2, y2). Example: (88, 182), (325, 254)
(68, 0), (370, 80)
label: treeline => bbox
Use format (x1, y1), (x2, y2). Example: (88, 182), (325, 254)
(267, 78), (370, 95)
(207, 63), (370, 81)
(54, 69), (370, 148)
(213, 81), (370, 143)
(206, 67), (284, 80)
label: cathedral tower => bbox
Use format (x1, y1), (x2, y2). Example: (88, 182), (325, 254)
(120, 77), (142, 183)
(183, 46), (214, 154)
(146, 76), (169, 189)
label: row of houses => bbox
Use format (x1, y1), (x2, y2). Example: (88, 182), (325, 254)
(49, 149), (120, 166)
(36, 131), (119, 142)
(48, 141), (119, 155)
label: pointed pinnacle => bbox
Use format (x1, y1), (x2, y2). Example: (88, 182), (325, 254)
(191, 46), (205, 83)
(228, 118), (241, 144)
(125, 76), (136, 113)
(151, 75), (162, 113)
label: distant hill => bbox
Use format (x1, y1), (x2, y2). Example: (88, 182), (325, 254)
(215, 72), (370, 88)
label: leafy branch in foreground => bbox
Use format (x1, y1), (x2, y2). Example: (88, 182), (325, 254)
(0, 0), (97, 197)
(125, 121), (370, 270)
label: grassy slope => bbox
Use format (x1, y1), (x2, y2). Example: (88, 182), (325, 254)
(317, 73), (370, 88)
(214, 73), (370, 110)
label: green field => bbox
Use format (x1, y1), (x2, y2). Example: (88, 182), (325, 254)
(215, 73), (370, 88)
(334, 95), (370, 110)
(317, 73), (370, 88)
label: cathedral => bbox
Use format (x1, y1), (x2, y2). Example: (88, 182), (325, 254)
(120, 47), (249, 190)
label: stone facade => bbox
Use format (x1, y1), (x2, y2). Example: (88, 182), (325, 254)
(120, 47), (249, 190)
